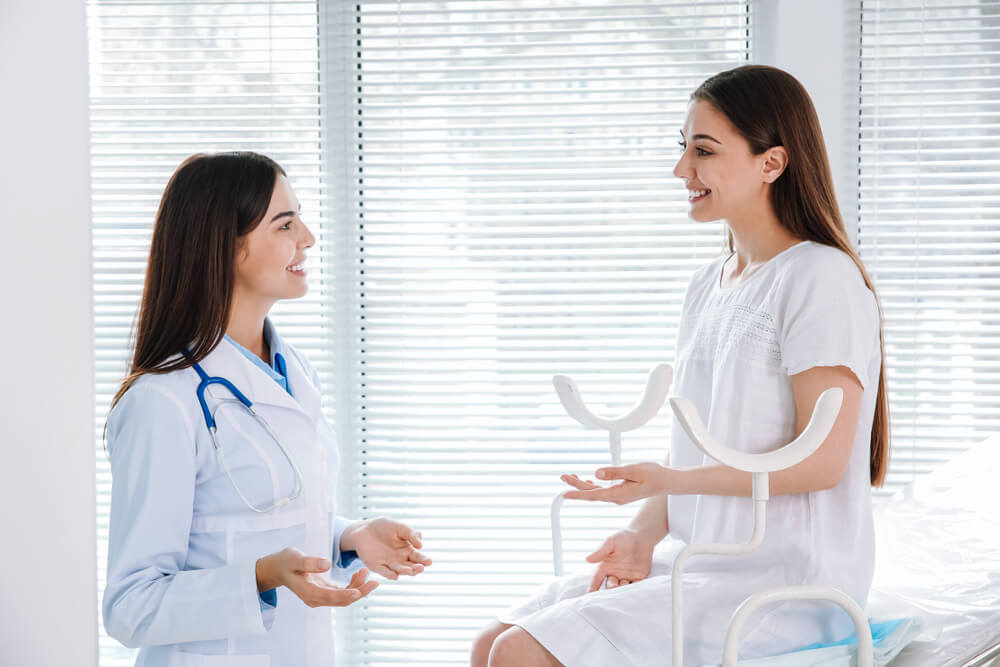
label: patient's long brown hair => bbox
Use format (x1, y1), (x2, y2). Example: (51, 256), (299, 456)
(693, 65), (890, 486)
(109, 151), (285, 412)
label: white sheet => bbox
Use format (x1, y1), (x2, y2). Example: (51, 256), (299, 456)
(866, 436), (1000, 666)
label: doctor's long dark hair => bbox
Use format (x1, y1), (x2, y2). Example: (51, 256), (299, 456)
(693, 65), (890, 486)
(109, 152), (285, 412)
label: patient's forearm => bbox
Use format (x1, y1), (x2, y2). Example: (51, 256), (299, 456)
(628, 489), (669, 542)
(668, 457), (842, 497)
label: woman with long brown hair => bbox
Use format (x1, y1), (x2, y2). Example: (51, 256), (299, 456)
(473, 66), (889, 666)
(103, 152), (431, 666)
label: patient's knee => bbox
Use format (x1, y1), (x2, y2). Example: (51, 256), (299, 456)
(471, 621), (510, 667)
(489, 627), (558, 667)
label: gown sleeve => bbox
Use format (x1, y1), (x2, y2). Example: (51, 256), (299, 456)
(103, 383), (273, 649)
(778, 252), (880, 389)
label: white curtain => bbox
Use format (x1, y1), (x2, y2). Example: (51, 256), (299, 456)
(858, 0), (1000, 495)
(333, 2), (751, 663)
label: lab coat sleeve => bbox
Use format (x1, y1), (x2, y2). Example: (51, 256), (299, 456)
(331, 516), (363, 584)
(103, 383), (273, 648)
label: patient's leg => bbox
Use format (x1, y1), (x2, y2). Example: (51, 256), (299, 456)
(470, 621), (510, 667)
(488, 626), (562, 667)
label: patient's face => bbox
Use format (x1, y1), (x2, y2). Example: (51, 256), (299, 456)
(672, 99), (768, 224)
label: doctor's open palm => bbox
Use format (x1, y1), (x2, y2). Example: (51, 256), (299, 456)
(341, 516), (433, 580)
(256, 548), (378, 607)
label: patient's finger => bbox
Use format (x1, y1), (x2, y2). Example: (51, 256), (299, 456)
(585, 540), (614, 564)
(606, 575), (620, 589)
(564, 485), (620, 502)
(595, 464), (639, 481)
(560, 474), (600, 490)
(588, 565), (608, 593)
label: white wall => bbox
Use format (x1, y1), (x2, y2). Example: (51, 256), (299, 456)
(754, 0), (861, 245)
(0, 1), (97, 666)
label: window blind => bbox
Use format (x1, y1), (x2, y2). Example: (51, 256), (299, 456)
(338, 2), (751, 663)
(87, 2), (332, 664)
(858, 0), (1000, 495)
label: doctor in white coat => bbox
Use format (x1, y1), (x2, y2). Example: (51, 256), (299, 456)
(103, 152), (431, 667)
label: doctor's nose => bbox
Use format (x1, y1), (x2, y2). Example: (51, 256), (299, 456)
(301, 224), (316, 249)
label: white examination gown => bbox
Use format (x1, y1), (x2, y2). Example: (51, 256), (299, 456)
(501, 241), (882, 665)
(103, 333), (361, 667)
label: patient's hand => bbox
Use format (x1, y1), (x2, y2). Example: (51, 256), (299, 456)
(561, 462), (671, 505)
(584, 529), (656, 593)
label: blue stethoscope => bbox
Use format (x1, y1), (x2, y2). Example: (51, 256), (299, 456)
(187, 351), (305, 513)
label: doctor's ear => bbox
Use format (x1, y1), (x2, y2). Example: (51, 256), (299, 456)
(761, 146), (788, 184)
(234, 236), (250, 264)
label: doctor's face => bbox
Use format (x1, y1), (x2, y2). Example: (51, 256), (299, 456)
(234, 174), (316, 304)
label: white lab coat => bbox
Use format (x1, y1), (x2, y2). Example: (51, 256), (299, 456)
(104, 336), (359, 667)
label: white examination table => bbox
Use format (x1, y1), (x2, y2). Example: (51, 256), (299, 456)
(867, 435), (1000, 666)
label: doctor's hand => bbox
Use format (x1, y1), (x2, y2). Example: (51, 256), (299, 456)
(561, 462), (672, 506)
(585, 529), (657, 593)
(256, 547), (378, 607)
(340, 517), (433, 581)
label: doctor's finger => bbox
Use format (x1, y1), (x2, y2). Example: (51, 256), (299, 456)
(408, 549), (432, 566)
(302, 557), (332, 573)
(320, 584), (376, 607)
(346, 567), (373, 589)
(386, 561), (417, 576)
(401, 526), (423, 549)
(355, 579), (379, 597)
(370, 564), (400, 580)
(295, 579), (360, 607)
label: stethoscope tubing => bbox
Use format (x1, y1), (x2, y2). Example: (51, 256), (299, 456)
(186, 350), (305, 513)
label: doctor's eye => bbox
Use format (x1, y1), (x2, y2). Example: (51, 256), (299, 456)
(279, 221), (293, 231)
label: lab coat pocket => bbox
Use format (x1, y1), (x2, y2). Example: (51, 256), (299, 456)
(168, 653), (270, 667)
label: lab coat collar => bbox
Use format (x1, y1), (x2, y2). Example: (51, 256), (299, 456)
(263, 317), (285, 371)
(198, 328), (321, 420)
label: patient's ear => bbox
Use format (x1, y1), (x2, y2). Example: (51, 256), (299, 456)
(761, 146), (788, 184)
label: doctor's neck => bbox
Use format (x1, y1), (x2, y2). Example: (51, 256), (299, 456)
(226, 290), (274, 363)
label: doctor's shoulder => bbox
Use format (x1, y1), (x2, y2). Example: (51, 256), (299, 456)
(105, 365), (203, 458)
